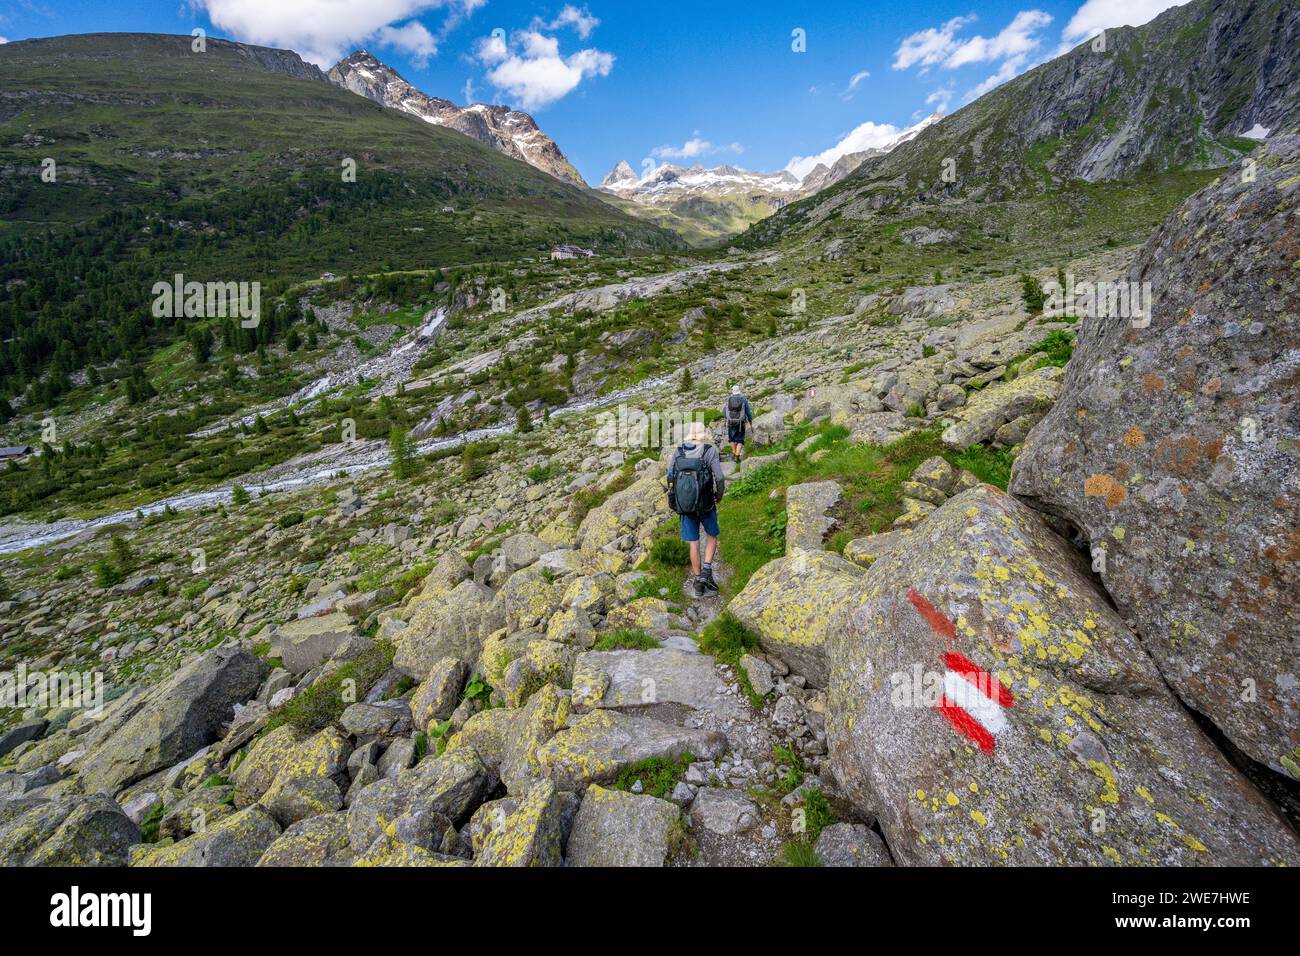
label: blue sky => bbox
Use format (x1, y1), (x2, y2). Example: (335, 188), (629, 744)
(0, 1), (1187, 183)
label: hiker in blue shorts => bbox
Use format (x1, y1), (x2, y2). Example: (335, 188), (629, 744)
(723, 385), (753, 462)
(668, 421), (727, 597)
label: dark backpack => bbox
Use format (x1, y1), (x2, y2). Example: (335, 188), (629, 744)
(670, 446), (715, 517)
(726, 394), (746, 425)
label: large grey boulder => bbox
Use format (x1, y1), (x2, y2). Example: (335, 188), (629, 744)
(133, 805), (281, 867)
(347, 747), (491, 852)
(353, 835), (469, 867)
(566, 785), (683, 866)
(0, 794), (139, 866)
(536, 711), (726, 792)
(1011, 134), (1300, 780)
(750, 409), (787, 446)
(159, 786), (236, 842)
(277, 611), (357, 675)
(393, 578), (494, 677)
(689, 787), (761, 836)
(0, 719), (46, 759)
(842, 530), (914, 569)
(825, 484), (1300, 865)
(479, 566), (563, 637)
(726, 548), (865, 688)
(814, 823), (893, 866)
(232, 725), (351, 809)
(257, 812), (355, 867)
(264, 775), (343, 827)
(571, 648), (743, 719)
(401, 551), (472, 617)
(230, 724), (305, 807)
(497, 532), (549, 575)
(940, 365), (1062, 451)
(473, 780), (567, 867)
(450, 683), (571, 796)
(77, 647), (267, 795)
(784, 480), (841, 552)
(410, 657), (468, 732)
(576, 469), (667, 551)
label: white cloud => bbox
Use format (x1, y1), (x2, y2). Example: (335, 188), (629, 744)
(193, 0), (483, 66)
(925, 84), (955, 112)
(963, 55), (1030, 101)
(892, 14), (977, 70)
(945, 10), (1052, 67)
(0, 37), (8, 44)
(547, 5), (600, 40)
(843, 70), (871, 99)
(651, 135), (743, 161)
(893, 10), (1056, 103)
(475, 25), (614, 110)
(785, 120), (908, 180)
(893, 11), (1052, 71)
(476, 30), (509, 64)
(519, 30), (560, 59)
(1062, 0), (1187, 42)
(375, 21), (438, 64)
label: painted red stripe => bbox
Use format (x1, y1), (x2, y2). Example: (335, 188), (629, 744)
(935, 695), (996, 755)
(943, 651), (1015, 708)
(906, 587), (956, 644)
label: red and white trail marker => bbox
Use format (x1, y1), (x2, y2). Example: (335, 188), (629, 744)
(906, 588), (1015, 755)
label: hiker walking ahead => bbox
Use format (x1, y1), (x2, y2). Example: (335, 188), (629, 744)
(724, 385), (753, 461)
(668, 420), (726, 597)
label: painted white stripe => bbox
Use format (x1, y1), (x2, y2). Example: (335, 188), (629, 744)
(942, 671), (1009, 735)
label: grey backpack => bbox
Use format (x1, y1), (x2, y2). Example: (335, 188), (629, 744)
(726, 395), (745, 425)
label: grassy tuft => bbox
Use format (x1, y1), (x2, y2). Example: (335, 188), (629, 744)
(593, 629), (662, 651)
(776, 840), (823, 867)
(698, 613), (765, 707)
(264, 641), (395, 734)
(649, 537), (692, 566)
(612, 752), (695, 799)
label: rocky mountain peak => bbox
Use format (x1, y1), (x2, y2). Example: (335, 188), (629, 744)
(601, 160), (638, 188)
(326, 50), (586, 187)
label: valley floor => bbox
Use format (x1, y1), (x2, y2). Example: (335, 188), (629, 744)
(2, 226), (1296, 867)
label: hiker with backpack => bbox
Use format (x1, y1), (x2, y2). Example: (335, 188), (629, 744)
(724, 385), (753, 461)
(668, 420), (726, 597)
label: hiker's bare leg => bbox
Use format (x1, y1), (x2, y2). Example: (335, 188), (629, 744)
(703, 535), (718, 566)
(689, 540), (702, 575)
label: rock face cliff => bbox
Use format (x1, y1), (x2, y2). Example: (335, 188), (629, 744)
(328, 51), (585, 187)
(1012, 134), (1300, 779)
(745, 0), (1299, 243)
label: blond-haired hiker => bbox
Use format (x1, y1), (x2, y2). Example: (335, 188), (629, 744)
(667, 420), (726, 597)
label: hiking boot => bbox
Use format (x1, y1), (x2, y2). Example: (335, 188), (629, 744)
(699, 568), (719, 593)
(692, 575), (706, 598)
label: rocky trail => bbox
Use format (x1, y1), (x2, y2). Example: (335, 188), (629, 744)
(1, 137), (1296, 870)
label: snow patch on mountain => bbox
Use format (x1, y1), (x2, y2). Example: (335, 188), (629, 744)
(600, 112), (945, 208)
(327, 51), (586, 187)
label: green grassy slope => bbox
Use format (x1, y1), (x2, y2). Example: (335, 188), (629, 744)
(595, 188), (783, 248)
(738, 0), (1294, 253)
(0, 33), (682, 409)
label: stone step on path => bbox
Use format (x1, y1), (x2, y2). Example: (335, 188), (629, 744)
(572, 648), (746, 721)
(681, 555), (731, 629)
(598, 554), (789, 865)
